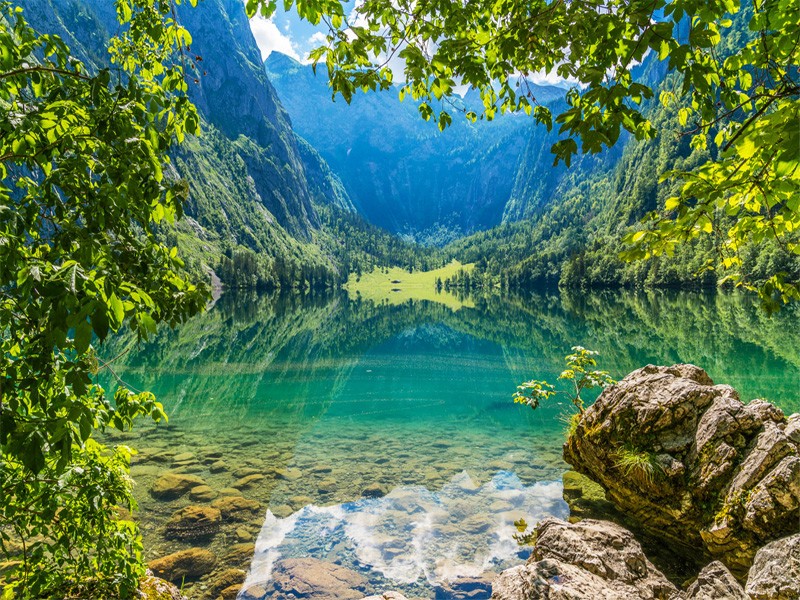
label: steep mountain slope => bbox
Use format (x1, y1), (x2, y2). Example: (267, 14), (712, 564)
(266, 53), (568, 244)
(17, 0), (357, 284)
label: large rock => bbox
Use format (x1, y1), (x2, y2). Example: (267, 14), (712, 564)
(564, 364), (800, 574)
(138, 570), (187, 600)
(245, 557), (368, 600)
(148, 548), (217, 583)
(490, 518), (677, 599)
(681, 561), (747, 599)
(164, 505), (222, 541)
(150, 472), (206, 500)
(744, 533), (800, 600)
(211, 495), (261, 521)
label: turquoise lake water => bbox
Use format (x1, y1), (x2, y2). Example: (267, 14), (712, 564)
(102, 289), (800, 599)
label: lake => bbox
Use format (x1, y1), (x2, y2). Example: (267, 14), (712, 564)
(101, 288), (800, 599)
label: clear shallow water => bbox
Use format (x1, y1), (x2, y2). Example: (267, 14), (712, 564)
(100, 289), (800, 599)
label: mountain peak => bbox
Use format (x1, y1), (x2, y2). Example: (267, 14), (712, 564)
(265, 51), (303, 77)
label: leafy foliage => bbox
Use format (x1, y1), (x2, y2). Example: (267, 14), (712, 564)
(246, 0), (800, 302)
(514, 347), (615, 414)
(0, 1), (206, 596)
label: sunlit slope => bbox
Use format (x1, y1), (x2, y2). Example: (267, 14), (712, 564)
(345, 261), (476, 309)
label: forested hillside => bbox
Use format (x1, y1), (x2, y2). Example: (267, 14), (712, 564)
(445, 11), (800, 292)
(16, 0), (428, 290)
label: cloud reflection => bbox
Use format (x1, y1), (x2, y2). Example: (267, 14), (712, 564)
(242, 471), (568, 597)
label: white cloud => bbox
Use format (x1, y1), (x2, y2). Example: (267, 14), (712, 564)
(307, 31), (328, 46)
(249, 15), (302, 62)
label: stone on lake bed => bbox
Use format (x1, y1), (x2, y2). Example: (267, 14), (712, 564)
(275, 467), (302, 480)
(172, 452), (195, 463)
(310, 464), (333, 473)
(289, 495), (315, 510)
(208, 568), (246, 597)
(271, 504), (294, 518)
(164, 505), (221, 541)
(232, 466), (262, 478)
(361, 482), (387, 498)
(317, 479), (337, 494)
(236, 527), (251, 542)
(188, 485), (218, 502)
(261, 557), (367, 600)
(233, 473), (265, 489)
(212, 495), (261, 521)
(209, 460), (228, 473)
(218, 584), (242, 600)
(225, 543), (255, 568)
(151, 472), (206, 499)
(148, 548), (217, 583)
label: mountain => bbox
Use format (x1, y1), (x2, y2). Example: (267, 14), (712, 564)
(265, 52), (570, 244)
(16, 0), (364, 286)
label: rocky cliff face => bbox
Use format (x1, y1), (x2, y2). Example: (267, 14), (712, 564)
(265, 52), (561, 244)
(564, 364), (800, 575)
(18, 0), (350, 259)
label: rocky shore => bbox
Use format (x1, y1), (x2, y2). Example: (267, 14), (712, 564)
(493, 364), (800, 600)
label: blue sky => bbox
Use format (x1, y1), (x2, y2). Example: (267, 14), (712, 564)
(248, 3), (354, 63)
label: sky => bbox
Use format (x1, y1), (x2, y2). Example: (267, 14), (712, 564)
(248, 3), (352, 63)
(246, 1), (573, 89)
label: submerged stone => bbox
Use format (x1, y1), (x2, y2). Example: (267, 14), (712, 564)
(148, 548), (217, 583)
(151, 472), (206, 500)
(164, 505), (222, 541)
(211, 495), (261, 521)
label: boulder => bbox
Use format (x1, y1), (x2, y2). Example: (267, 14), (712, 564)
(164, 505), (222, 541)
(148, 548), (217, 583)
(188, 484), (218, 502)
(138, 571), (187, 600)
(150, 472), (206, 500)
(744, 533), (800, 600)
(361, 594), (409, 600)
(207, 568), (246, 597)
(233, 473), (265, 489)
(564, 364), (799, 574)
(490, 518), (677, 600)
(682, 561), (747, 599)
(260, 557), (368, 600)
(211, 495), (261, 521)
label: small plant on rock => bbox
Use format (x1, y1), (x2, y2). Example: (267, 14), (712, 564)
(514, 346), (616, 415)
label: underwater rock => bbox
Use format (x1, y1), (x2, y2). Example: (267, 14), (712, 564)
(361, 482), (387, 498)
(744, 533), (800, 600)
(255, 557), (368, 600)
(211, 495), (261, 521)
(151, 472), (206, 500)
(164, 505), (222, 541)
(490, 518), (677, 600)
(138, 570), (187, 600)
(564, 364), (800, 575)
(233, 473), (266, 489)
(207, 567), (247, 598)
(148, 548), (217, 583)
(188, 484), (218, 502)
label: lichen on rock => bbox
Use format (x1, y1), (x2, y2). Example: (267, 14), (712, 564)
(563, 364), (800, 575)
